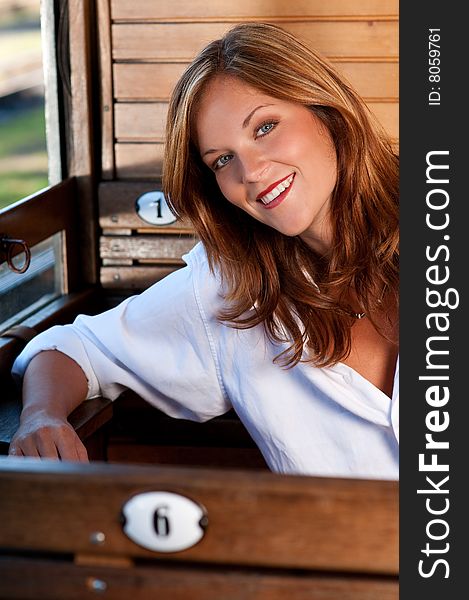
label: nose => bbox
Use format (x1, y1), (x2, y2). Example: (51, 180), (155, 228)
(239, 149), (269, 184)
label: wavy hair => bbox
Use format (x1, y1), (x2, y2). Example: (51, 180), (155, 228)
(163, 23), (399, 367)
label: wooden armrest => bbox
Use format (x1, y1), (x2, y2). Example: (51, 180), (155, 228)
(0, 395), (113, 456)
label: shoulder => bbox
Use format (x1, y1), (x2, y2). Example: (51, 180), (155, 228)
(181, 242), (226, 312)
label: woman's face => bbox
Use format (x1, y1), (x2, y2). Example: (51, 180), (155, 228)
(195, 76), (338, 253)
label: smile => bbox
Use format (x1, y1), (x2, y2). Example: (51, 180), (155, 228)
(257, 173), (295, 207)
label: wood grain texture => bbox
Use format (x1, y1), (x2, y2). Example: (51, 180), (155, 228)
(111, 0), (398, 21)
(0, 459), (398, 574)
(114, 143), (164, 178)
(112, 22), (398, 62)
(99, 181), (192, 231)
(100, 265), (181, 289)
(113, 60), (398, 101)
(0, 556), (398, 599)
(99, 234), (197, 262)
(67, 0), (98, 285)
(114, 99), (397, 143)
(97, 0), (115, 179)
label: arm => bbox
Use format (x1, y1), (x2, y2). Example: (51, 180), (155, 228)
(8, 350), (89, 461)
(9, 248), (230, 458)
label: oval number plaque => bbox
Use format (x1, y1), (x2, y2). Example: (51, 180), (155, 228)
(135, 191), (177, 226)
(122, 491), (207, 552)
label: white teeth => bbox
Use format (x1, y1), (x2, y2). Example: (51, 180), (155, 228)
(259, 174), (294, 205)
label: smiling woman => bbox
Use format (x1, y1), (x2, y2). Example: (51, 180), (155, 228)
(196, 76), (337, 251)
(9, 23), (399, 481)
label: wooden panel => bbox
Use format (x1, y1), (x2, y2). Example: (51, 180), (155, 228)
(115, 102), (167, 140)
(0, 460), (398, 573)
(100, 265), (181, 289)
(113, 61), (397, 106)
(99, 181), (192, 231)
(339, 61), (397, 100)
(115, 143), (163, 178)
(111, 0), (399, 21)
(67, 0), (98, 285)
(369, 102), (398, 140)
(113, 63), (186, 102)
(115, 99), (397, 144)
(100, 234), (197, 262)
(0, 557), (398, 600)
(112, 22), (398, 61)
(97, 0), (115, 179)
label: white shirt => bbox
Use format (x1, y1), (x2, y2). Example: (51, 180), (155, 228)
(12, 243), (399, 480)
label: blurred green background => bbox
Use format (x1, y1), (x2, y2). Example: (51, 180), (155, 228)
(0, 0), (48, 210)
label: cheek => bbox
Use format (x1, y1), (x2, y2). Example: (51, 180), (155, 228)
(215, 171), (244, 206)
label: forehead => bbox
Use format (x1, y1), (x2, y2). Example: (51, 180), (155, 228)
(195, 76), (284, 145)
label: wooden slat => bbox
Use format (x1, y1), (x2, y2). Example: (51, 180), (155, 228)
(67, 0), (98, 285)
(0, 557), (398, 600)
(99, 181), (192, 231)
(113, 61), (397, 106)
(111, 22), (398, 61)
(115, 102), (168, 140)
(100, 265), (181, 289)
(0, 460), (399, 574)
(115, 143), (163, 178)
(114, 100), (398, 143)
(97, 0), (115, 179)
(113, 63), (186, 102)
(115, 123), (399, 180)
(111, 0), (399, 22)
(369, 103), (398, 139)
(99, 235), (197, 262)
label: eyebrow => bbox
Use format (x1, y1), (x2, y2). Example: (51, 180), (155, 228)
(201, 104), (273, 158)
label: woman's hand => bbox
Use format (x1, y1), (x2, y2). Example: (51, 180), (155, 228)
(8, 409), (88, 462)
(9, 350), (90, 462)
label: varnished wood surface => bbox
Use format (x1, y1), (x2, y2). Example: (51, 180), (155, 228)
(113, 60), (399, 101)
(97, 0), (115, 179)
(100, 234), (197, 262)
(114, 143), (163, 178)
(101, 265), (181, 289)
(67, 0), (99, 285)
(0, 556), (398, 600)
(99, 182), (192, 231)
(111, 0), (398, 21)
(112, 22), (398, 61)
(114, 97), (397, 141)
(0, 459), (398, 574)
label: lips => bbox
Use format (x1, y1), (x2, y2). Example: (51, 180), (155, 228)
(256, 172), (295, 206)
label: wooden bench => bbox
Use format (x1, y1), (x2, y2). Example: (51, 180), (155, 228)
(0, 458), (398, 599)
(0, 3), (399, 596)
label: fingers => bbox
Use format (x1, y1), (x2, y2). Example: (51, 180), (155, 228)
(8, 422), (89, 463)
(55, 431), (89, 463)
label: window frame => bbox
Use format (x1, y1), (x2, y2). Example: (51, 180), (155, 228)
(0, 0), (101, 379)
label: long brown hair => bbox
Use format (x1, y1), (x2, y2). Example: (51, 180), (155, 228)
(163, 23), (399, 367)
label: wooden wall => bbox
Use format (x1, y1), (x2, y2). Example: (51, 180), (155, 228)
(96, 0), (399, 290)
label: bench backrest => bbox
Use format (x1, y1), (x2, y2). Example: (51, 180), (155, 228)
(0, 458), (398, 599)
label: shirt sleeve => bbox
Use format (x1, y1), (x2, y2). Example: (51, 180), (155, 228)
(11, 250), (232, 422)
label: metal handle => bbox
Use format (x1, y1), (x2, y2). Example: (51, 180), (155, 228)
(0, 236), (32, 274)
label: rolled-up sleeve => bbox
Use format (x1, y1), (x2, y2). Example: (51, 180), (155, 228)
(12, 253), (232, 422)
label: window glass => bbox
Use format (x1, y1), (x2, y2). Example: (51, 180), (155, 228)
(0, 232), (64, 331)
(0, 1), (48, 209)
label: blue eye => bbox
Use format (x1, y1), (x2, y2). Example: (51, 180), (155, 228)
(256, 121), (277, 137)
(213, 154), (233, 170)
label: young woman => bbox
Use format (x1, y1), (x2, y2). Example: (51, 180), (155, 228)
(9, 23), (399, 479)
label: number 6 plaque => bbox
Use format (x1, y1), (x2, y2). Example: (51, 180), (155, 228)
(122, 491), (208, 552)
